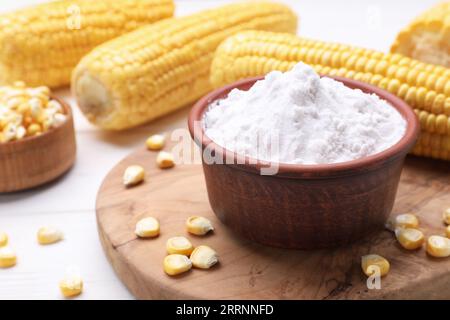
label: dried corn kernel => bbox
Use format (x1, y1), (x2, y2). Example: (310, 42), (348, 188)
(443, 208), (450, 225)
(135, 217), (160, 238)
(186, 216), (214, 236)
(16, 126), (26, 139)
(59, 274), (83, 298)
(0, 246), (17, 268)
(156, 151), (175, 169)
(0, 232), (8, 247)
(385, 213), (419, 231)
(27, 123), (41, 136)
(17, 103), (30, 115)
(52, 113), (67, 127)
(361, 254), (390, 277)
(37, 226), (63, 245)
(395, 227), (425, 250)
(2, 123), (18, 142)
(164, 254), (192, 276)
(47, 100), (63, 113)
(12, 82), (25, 89)
(395, 213), (419, 229)
(146, 134), (165, 151)
(426, 235), (450, 258)
(123, 165), (145, 187)
(190, 245), (218, 269)
(166, 236), (194, 256)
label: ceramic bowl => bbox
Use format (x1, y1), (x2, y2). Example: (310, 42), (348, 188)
(188, 76), (419, 249)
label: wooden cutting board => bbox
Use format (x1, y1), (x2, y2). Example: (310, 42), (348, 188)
(96, 142), (450, 299)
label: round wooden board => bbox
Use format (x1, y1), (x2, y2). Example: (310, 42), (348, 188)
(96, 142), (450, 300)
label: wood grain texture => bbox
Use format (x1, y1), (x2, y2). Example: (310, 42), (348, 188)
(96, 145), (450, 300)
(0, 97), (76, 193)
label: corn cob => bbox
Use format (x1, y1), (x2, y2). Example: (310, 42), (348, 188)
(210, 31), (450, 161)
(391, 2), (450, 68)
(412, 132), (450, 161)
(72, 2), (298, 130)
(0, 0), (175, 88)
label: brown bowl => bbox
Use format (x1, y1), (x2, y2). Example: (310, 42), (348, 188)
(0, 97), (76, 193)
(188, 76), (420, 249)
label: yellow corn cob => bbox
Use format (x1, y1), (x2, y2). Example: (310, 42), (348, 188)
(391, 2), (450, 68)
(72, 2), (298, 130)
(0, 0), (175, 88)
(412, 131), (450, 161)
(210, 31), (450, 161)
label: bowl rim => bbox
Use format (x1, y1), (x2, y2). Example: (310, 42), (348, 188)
(0, 95), (73, 147)
(188, 75), (420, 178)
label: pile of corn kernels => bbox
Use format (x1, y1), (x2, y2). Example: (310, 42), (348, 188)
(0, 82), (67, 143)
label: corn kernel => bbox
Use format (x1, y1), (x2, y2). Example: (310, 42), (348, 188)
(156, 151), (175, 169)
(395, 227), (425, 250)
(135, 217), (160, 238)
(6, 97), (24, 110)
(37, 226), (63, 245)
(164, 254), (192, 276)
(386, 213), (420, 232)
(30, 99), (43, 120)
(52, 113), (67, 127)
(2, 123), (18, 142)
(443, 208), (450, 225)
(395, 213), (419, 229)
(22, 116), (32, 128)
(123, 165), (145, 187)
(0, 246), (17, 268)
(27, 86), (50, 99)
(7, 113), (22, 126)
(59, 274), (83, 298)
(0, 232), (8, 247)
(190, 245), (218, 269)
(47, 100), (62, 113)
(446, 225), (450, 238)
(42, 118), (52, 132)
(426, 235), (450, 258)
(361, 254), (390, 277)
(146, 134), (165, 151)
(13, 81), (26, 89)
(186, 216), (214, 236)
(166, 236), (194, 256)
(17, 102), (30, 115)
(27, 123), (41, 136)
(5, 91), (26, 103)
(16, 126), (26, 139)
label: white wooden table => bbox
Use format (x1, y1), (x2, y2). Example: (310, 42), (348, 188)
(0, 0), (438, 300)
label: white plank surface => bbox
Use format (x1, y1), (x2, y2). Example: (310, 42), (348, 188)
(0, 0), (439, 299)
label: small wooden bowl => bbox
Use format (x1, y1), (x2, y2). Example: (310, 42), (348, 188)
(189, 76), (420, 249)
(0, 97), (76, 193)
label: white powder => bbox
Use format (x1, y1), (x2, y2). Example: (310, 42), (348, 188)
(203, 62), (407, 165)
